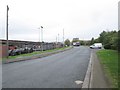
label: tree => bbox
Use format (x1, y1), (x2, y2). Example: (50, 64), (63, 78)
(118, 30), (120, 52)
(96, 30), (118, 50)
(80, 40), (85, 45)
(64, 39), (71, 46)
(90, 37), (94, 45)
(98, 31), (107, 44)
(94, 38), (99, 43)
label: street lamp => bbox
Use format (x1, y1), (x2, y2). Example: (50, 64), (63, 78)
(6, 5), (9, 58)
(41, 26), (43, 51)
(38, 26), (43, 51)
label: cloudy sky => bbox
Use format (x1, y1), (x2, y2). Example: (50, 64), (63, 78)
(0, 0), (119, 42)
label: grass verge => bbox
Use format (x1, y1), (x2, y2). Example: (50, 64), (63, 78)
(3, 46), (70, 60)
(96, 50), (118, 88)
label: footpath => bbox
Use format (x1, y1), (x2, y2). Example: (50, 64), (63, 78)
(82, 49), (109, 89)
(2, 47), (73, 64)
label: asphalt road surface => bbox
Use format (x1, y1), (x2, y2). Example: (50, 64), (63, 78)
(2, 46), (91, 88)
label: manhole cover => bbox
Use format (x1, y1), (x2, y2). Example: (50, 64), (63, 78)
(75, 80), (83, 85)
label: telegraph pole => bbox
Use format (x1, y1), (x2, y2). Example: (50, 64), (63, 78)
(63, 29), (64, 47)
(56, 36), (57, 43)
(58, 33), (59, 43)
(58, 34), (59, 48)
(6, 5), (9, 58)
(56, 36), (57, 48)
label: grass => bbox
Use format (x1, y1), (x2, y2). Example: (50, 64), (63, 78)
(97, 49), (118, 88)
(3, 46), (70, 60)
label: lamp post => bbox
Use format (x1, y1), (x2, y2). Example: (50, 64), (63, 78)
(6, 5), (9, 58)
(41, 26), (43, 51)
(38, 26), (43, 51)
(38, 28), (40, 50)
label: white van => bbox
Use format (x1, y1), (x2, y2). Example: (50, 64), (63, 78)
(73, 42), (80, 46)
(90, 43), (102, 49)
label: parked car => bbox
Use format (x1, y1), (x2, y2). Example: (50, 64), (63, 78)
(90, 43), (102, 49)
(8, 49), (17, 56)
(28, 48), (33, 53)
(19, 48), (25, 54)
(8, 50), (13, 56)
(15, 49), (22, 55)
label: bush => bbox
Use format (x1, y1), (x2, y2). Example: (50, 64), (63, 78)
(111, 45), (117, 50)
(104, 44), (117, 50)
(104, 44), (111, 49)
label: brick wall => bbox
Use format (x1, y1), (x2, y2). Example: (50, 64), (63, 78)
(0, 45), (1, 58)
(0, 45), (7, 58)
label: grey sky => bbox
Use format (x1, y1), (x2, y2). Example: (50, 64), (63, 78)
(0, 0), (118, 42)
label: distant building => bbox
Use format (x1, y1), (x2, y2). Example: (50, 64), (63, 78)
(0, 39), (63, 58)
(73, 38), (79, 41)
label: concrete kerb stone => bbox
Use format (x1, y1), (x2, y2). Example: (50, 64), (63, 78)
(89, 52), (94, 88)
(2, 47), (73, 64)
(82, 50), (93, 89)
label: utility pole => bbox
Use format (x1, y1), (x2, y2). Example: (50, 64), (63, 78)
(58, 34), (59, 48)
(55, 36), (57, 48)
(56, 36), (57, 43)
(63, 29), (64, 47)
(58, 33), (59, 43)
(38, 27), (40, 50)
(6, 5), (9, 58)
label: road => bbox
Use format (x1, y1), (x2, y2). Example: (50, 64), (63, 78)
(2, 46), (91, 88)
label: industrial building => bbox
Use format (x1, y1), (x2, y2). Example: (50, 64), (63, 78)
(0, 39), (63, 58)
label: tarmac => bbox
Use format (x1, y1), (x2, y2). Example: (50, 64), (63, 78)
(82, 49), (110, 89)
(2, 47), (111, 89)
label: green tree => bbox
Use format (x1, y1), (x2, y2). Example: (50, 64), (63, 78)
(84, 40), (91, 46)
(94, 38), (99, 43)
(64, 39), (71, 46)
(80, 40), (85, 45)
(90, 37), (94, 45)
(97, 30), (118, 50)
(98, 31), (107, 44)
(118, 30), (120, 52)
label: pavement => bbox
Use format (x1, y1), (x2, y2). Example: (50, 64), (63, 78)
(2, 46), (91, 88)
(82, 49), (110, 89)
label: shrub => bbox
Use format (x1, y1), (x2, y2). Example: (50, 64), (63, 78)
(104, 44), (111, 49)
(111, 45), (117, 50)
